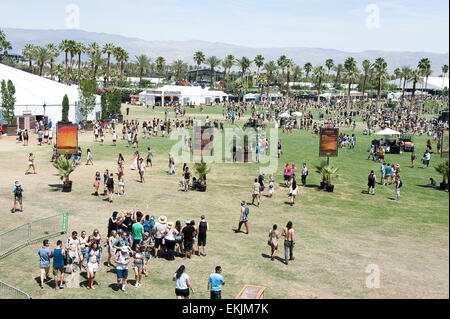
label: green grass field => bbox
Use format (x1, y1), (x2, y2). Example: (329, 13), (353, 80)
(0, 104), (448, 299)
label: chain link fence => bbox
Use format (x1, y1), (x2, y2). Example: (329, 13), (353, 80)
(0, 213), (68, 258)
(0, 281), (31, 299)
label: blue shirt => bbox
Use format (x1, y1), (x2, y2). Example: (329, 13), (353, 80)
(385, 166), (392, 175)
(38, 247), (51, 268)
(208, 273), (224, 292)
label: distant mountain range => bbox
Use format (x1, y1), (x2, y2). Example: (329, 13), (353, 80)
(3, 27), (449, 74)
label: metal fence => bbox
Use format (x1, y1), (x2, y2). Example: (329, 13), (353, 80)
(0, 281), (31, 299)
(0, 213), (68, 258)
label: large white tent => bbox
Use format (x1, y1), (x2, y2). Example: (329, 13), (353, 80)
(139, 85), (228, 106)
(0, 63), (101, 129)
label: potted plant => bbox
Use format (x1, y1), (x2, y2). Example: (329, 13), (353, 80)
(53, 157), (76, 192)
(194, 161), (211, 192)
(435, 160), (449, 190)
(314, 161), (328, 189)
(322, 164), (340, 192)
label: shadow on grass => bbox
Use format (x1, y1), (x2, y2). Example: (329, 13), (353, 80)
(108, 283), (120, 291)
(48, 184), (63, 192)
(261, 253), (285, 264)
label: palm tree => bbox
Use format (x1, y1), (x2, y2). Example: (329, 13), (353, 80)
(254, 54), (265, 74)
(206, 56), (221, 87)
(55, 63), (65, 83)
(236, 57), (252, 98)
(361, 59), (371, 102)
(46, 43), (60, 81)
(102, 43), (116, 87)
(400, 66), (412, 102)
(304, 62), (313, 82)
(155, 56), (166, 83)
(263, 61), (277, 97)
(222, 55), (234, 87)
(67, 40), (77, 78)
(393, 68), (402, 87)
(285, 59), (294, 97)
(35, 46), (50, 76)
(292, 65), (302, 84)
(418, 58), (431, 98)
(114, 47), (129, 82)
(59, 40), (71, 84)
(344, 57), (357, 106)
(87, 43), (100, 79)
(313, 66), (326, 102)
(1, 40), (12, 60)
(193, 51), (206, 82)
(74, 42), (86, 86)
(171, 59), (187, 81)
(409, 69), (422, 105)
(22, 44), (36, 73)
(334, 63), (344, 84)
(372, 57), (389, 104)
(325, 59), (334, 82)
(442, 64), (449, 89)
(277, 55), (287, 89)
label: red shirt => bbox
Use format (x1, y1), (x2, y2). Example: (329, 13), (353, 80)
(284, 167), (291, 176)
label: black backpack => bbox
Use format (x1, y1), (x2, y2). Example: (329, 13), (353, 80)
(14, 185), (22, 196)
(399, 180), (403, 188)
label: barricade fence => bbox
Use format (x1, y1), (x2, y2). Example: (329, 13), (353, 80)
(0, 281), (31, 299)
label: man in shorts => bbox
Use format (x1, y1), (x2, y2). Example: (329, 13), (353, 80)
(52, 240), (66, 290)
(153, 216), (167, 258)
(38, 239), (52, 289)
(207, 266), (225, 299)
(65, 231), (80, 274)
(115, 246), (130, 292)
(182, 220), (195, 259)
(12, 181), (24, 213)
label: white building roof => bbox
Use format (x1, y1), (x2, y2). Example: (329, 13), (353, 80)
(389, 76), (449, 91)
(140, 85), (228, 97)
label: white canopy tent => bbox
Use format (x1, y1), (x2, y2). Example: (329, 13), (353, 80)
(375, 128), (401, 135)
(279, 112), (290, 118)
(0, 63), (101, 129)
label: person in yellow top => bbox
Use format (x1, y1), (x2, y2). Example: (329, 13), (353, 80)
(380, 147), (385, 162)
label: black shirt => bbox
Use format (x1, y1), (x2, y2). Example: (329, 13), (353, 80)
(182, 225), (195, 242)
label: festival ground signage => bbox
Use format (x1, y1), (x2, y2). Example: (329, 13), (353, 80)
(319, 128), (339, 157)
(56, 122), (78, 154)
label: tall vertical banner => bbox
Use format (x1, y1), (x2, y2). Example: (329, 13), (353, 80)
(319, 128), (339, 157)
(56, 122), (78, 154)
(193, 126), (213, 157)
(441, 130), (449, 157)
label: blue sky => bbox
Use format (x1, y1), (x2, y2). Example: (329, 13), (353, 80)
(0, 0), (448, 53)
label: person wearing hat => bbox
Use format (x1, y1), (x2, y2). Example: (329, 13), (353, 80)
(153, 216), (168, 258)
(115, 246), (130, 292)
(162, 222), (179, 261)
(140, 232), (153, 276)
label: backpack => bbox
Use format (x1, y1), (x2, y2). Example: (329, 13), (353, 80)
(14, 185), (22, 197)
(399, 180), (403, 188)
(244, 206), (250, 217)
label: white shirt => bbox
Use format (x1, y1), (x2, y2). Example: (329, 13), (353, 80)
(174, 273), (190, 290)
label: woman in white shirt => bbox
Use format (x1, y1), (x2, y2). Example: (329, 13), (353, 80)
(173, 265), (194, 299)
(162, 222), (179, 260)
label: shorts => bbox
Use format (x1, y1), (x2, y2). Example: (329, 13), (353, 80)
(175, 288), (190, 297)
(14, 196), (22, 205)
(133, 261), (143, 269)
(116, 268), (128, 279)
(184, 241), (193, 252)
(38, 138), (42, 142)
(198, 234), (207, 247)
(132, 239), (141, 251)
(396, 188), (401, 195)
(368, 182), (375, 188)
(210, 290), (222, 300)
(87, 262), (99, 273)
(67, 251), (79, 264)
(53, 266), (65, 276)
(155, 238), (164, 249)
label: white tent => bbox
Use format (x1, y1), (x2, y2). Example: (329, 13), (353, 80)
(139, 85), (228, 106)
(0, 63), (101, 128)
(279, 112), (290, 118)
(375, 128), (401, 135)
(292, 111), (303, 117)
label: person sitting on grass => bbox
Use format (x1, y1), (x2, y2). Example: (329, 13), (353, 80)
(426, 177), (437, 188)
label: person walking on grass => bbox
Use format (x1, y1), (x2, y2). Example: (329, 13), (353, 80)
(93, 172), (101, 196)
(268, 174), (275, 198)
(12, 181), (24, 213)
(85, 149), (93, 165)
(395, 175), (402, 201)
(207, 266), (225, 299)
(288, 178), (298, 206)
(106, 173), (114, 202)
(281, 221), (295, 265)
(268, 225), (280, 261)
(25, 153), (36, 175)
(251, 178), (261, 206)
(173, 265), (195, 299)
(132, 246), (144, 287)
(138, 158), (146, 183)
(301, 163), (308, 186)
(146, 147), (153, 168)
(236, 201), (250, 234)
(197, 216), (209, 256)
(368, 170), (376, 195)
(411, 151), (416, 168)
(38, 239), (52, 289)
(107, 230), (117, 267)
(52, 240), (66, 291)
(83, 241), (102, 290)
(115, 246), (130, 292)
(112, 130), (117, 146)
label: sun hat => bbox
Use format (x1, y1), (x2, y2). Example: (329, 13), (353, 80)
(158, 215), (167, 224)
(185, 220), (191, 225)
(120, 246), (128, 252)
(144, 232), (149, 237)
(167, 222), (174, 228)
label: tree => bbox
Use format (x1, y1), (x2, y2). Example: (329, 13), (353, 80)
(236, 57), (251, 93)
(135, 54), (151, 82)
(193, 51), (206, 82)
(292, 65), (302, 84)
(1, 79), (16, 124)
(62, 94), (69, 122)
(313, 66), (326, 102)
(393, 68), (402, 87)
(102, 43), (116, 87)
(59, 40), (72, 84)
(22, 44), (36, 73)
(361, 59), (371, 102)
(263, 61), (277, 97)
(46, 43), (60, 81)
(35, 46), (50, 77)
(409, 69), (422, 105)
(114, 47), (129, 82)
(372, 57), (389, 103)
(325, 59), (334, 82)
(74, 42), (86, 86)
(277, 55), (287, 89)
(206, 56), (221, 87)
(155, 56), (166, 83)
(78, 79), (98, 120)
(303, 62), (313, 81)
(53, 157), (76, 186)
(222, 55), (235, 87)
(418, 58), (431, 98)
(285, 59), (294, 97)
(442, 64), (449, 90)
(87, 43), (101, 79)
(254, 54), (265, 74)
(344, 57), (357, 106)
(401, 66), (412, 102)
(172, 59), (188, 81)
(334, 63), (344, 84)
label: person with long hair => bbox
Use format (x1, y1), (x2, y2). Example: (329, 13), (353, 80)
(25, 153), (36, 175)
(132, 246), (144, 287)
(281, 221), (295, 265)
(107, 230), (117, 267)
(117, 173), (125, 196)
(173, 265), (194, 299)
(93, 171), (101, 196)
(86, 148), (93, 165)
(268, 225), (280, 261)
(289, 178), (298, 206)
(83, 241), (102, 290)
(117, 153), (125, 176)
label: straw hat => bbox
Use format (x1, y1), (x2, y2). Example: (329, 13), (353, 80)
(158, 215), (167, 224)
(120, 246), (128, 252)
(167, 221), (174, 229)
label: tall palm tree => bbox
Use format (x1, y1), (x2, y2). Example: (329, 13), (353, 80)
(303, 62), (313, 82)
(222, 55), (234, 87)
(254, 54), (265, 74)
(285, 59), (294, 97)
(206, 56), (221, 87)
(22, 44), (36, 73)
(277, 55), (287, 89)
(46, 43), (60, 81)
(35, 46), (50, 76)
(442, 64), (449, 89)
(236, 57), (252, 97)
(87, 43), (100, 79)
(292, 65), (302, 84)
(409, 69), (422, 105)
(372, 57), (389, 104)
(155, 56), (166, 84)
(67, 40), (77, 78)
(325, 59), (334, 82)
(172, 60), (187, 81)
(334, 63), (344, 84)
(400, 66), (412, 102)
(1, 40), (12, 60)
(418, 58), (431, 98)
(394, 68), (402, 87)
(313, 66), (326, 102)
(102, 43), (116, 87)
(263, 61), (277, 97)
(114, 47), (129, 82)
(361, 59), (371, 102)
(193, 51), (206, 82)
(74, 42), (86, 86)
(344, 57), (357, 106)
(59, 40), (71, 84)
